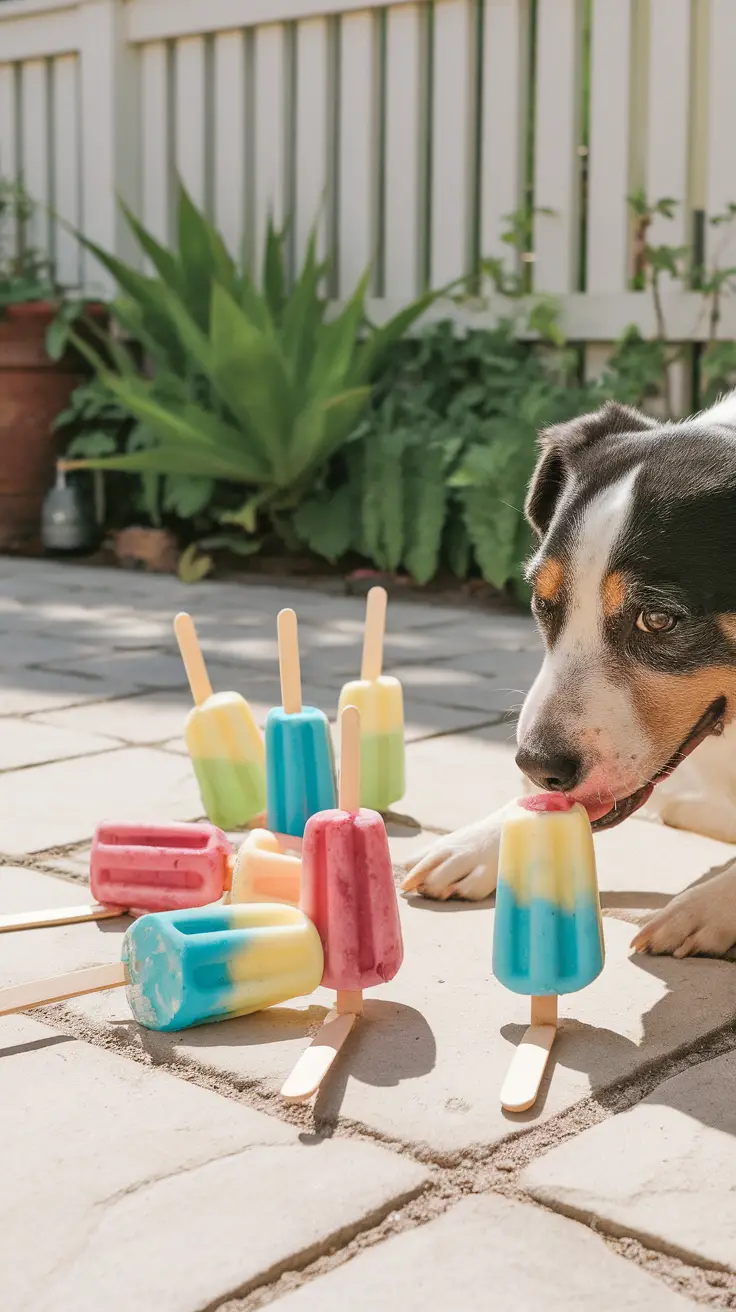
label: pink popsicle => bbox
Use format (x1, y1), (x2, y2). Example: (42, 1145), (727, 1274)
(301, 809), (403, 991)
(281, 704), (403, 1104)
(91, 821), (233, 913)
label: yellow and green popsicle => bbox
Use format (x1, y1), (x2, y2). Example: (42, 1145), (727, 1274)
(337, 586), (405, 813)
(175, 612), (266, 830)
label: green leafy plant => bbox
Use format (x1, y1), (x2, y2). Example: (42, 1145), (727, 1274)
(0, 179), (57, 309)
(66, 182), (441, 554)
(626, 190), (736, 415)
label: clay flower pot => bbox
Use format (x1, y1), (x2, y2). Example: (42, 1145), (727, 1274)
(113, 526), (179, 573)
(0, 302), (105, 552)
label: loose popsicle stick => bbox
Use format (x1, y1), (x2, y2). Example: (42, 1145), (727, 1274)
(0, 962), (128, 1016)
(174, 611), (214, 706)
(360, 585), (387, 681)
(277, 608), (302, 714)
(280, 703), (365, 1102)
(500, 994), (558, 1114)
(0, 903), (125, 933)
(280, 1009), (358, 1103)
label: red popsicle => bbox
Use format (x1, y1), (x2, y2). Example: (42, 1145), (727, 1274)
(281, 704), (403, 1102)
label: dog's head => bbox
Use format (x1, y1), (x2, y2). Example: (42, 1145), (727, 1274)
(516, 398), (736, 829)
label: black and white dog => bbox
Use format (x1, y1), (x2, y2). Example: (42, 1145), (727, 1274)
(405, 396), (736, 958)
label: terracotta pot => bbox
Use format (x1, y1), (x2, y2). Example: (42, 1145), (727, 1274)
(0, 302), (105, 552)
(113, 527), (179, 574)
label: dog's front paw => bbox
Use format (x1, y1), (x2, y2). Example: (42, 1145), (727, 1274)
(631, 867), (736, 958)
(401, 812), (507, 901)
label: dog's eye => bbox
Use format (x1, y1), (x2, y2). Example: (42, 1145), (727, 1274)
(636, 610), (678, 634)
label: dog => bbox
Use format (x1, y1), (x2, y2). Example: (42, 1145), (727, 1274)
(404, 394), (736, 958)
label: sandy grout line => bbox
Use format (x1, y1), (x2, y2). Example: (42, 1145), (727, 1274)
(25, 1000), (736, 1310)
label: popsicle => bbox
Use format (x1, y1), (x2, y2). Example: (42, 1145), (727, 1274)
(230, 829), (301, 906)
(265, 608), (336, 842)
(337, 586), (405, 812)
(0, 822), (235, 933)
(493, 793), (604, 1113)
(281, 703), (404, 1102)
(175, 611), (266, 830)
(0, 902), (324, 1033)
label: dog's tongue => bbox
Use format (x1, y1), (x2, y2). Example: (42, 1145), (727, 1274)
(579, 799), (615, 822)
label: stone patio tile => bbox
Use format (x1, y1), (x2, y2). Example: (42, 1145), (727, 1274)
(41, 846), (92, 881)
(0, 630), (100, 668)
(0, 747), (201, 855)
(0, 669), (143, 716)
(0, 865), (99, 913)
(267, 1194), (692, 1312)
(402, 702), (500, 743)
(32, 691), (195, 745)
(595, 819), (735, 910)
(523, 1049), (736, 1272)
(0, 718), (118, 771)
(401, 731), (520, 831)
(378, 663), (502, 713)
(1, 1016), (428, 1312)
(37, 648), (192, 690)
(69, 899), (736, 1156)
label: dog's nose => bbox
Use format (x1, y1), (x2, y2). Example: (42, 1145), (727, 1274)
(515, 745), (582, 793)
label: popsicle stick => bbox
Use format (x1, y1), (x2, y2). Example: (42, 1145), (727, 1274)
(280, 1008), (358, 1103)
(339, 703), (361, 812)
(277, 608), (302, 714)
(0, 963), (128, 1016)
(500, 994), (558, 1114)
(360, 585), (387, 681)
(336, 988), (363, 1016)
(174, 612), (213, 706)
(0, 903), (125, 933)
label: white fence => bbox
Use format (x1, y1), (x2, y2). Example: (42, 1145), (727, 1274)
(2, 0), (736, 342)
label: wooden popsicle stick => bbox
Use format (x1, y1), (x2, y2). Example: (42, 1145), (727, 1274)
(174, 612), (213, 706)
(0, 903), (126, 934)
(339, 703), (361, 812)
(360, 585), (387, 681)
(500, 994), (558, 1114)
(0, 963), (128, 1016)
(277, 608), (302, 715)
(280, 1009), (358, 1103)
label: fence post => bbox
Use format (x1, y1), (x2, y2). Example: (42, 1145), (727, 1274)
(78, 0), (140, 296)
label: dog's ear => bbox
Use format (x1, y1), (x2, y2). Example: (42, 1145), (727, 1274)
(525, 401), (656, 537)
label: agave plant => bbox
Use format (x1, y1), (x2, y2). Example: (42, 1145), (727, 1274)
(67, 184), (440, 535)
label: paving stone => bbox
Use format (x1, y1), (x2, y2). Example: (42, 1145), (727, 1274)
(402, 731), (521, 830)
(382, 663), (503, 713)
(0, 747), (202, 855)
(0, 718), (117, 771)
(69, 896), (736, 1156)
(595, 819), (735, 910)
(43, 846), (92, 881)
(38, 648), (193, 690)
(0, 669), (143, 716)
(0, 629), (99, 667)
(0, 1015), (428, 1312)
(0, 867), (128, 981)
(523, 1049), (736, 1272)
(32, 691), (195, 745)
(267, 1194), (692, 1312)
(0, 865), (98, 913)
(402, 701), (500, 743)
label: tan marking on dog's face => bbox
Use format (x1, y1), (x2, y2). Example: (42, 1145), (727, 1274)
(601, 570), (627, 617)
(631, 665), (736, 767)
(718, 614), (736, 645)
(535, 557), (564, 602)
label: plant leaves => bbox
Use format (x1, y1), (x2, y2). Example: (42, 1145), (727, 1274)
(177, 543), (214, 583)
(292, 485), (353, 562)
